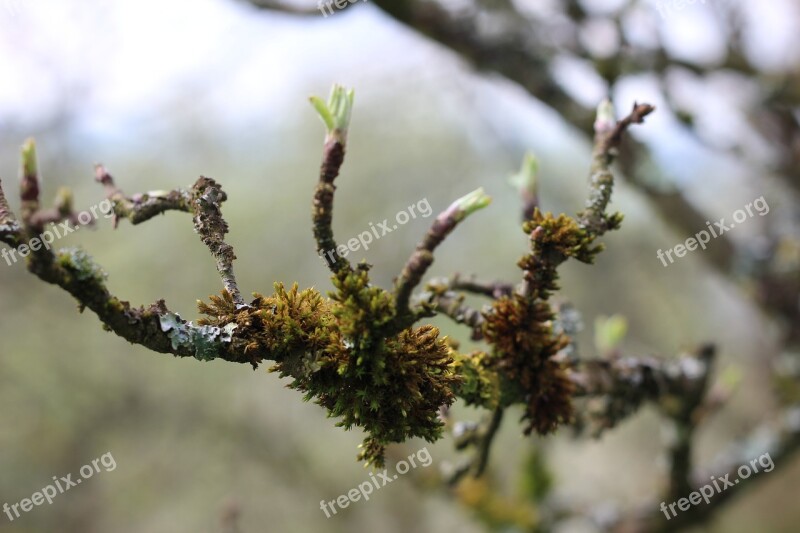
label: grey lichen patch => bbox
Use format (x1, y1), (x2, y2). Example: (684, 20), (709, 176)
(56, 247), (107, 283)
(0, 222), (20, 232)
(159, 312), (237, 362)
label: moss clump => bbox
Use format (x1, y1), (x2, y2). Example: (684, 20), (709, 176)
(452, 351), (500, 409)
(476, 208), (604, 435)
(198, 283), (337, 370)
(483, 295), (574, 435)
(517, 209), (609, 300)
(198, 271), (461, 467)
(307, 266), (460, 467)
(305, 322), (458, 467)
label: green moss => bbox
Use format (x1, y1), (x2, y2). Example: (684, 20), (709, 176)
(452, 351), (499, 409)
(197, 269), (462, 467)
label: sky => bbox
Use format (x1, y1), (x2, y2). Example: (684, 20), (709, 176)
(0, 0), (796, 184)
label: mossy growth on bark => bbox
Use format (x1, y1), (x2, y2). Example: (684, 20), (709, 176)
(197, 269), (461, 468)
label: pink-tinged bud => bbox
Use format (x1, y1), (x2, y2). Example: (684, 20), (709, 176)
(594, 99), (616, 135)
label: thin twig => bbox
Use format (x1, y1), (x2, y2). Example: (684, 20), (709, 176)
(192, 177), (246, 307)
(579, 101), (655, 236)
(420, 288), (486, 340)
(394, 189), (490, 318)
(96, 165), (193, 227)
(472, 406), (504, 477)
(96, 166), (246, 306)
(312, 138), (352, 276)
(449, 274), (515, 299)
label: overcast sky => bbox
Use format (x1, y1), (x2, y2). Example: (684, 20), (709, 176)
(0, 0), (796, 167)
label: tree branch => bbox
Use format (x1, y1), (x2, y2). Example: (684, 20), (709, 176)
(394, 188), (491, 318)
(311, 85), (355, 277)
(97, 166), (246, 307)
(96, 164), (193, 226)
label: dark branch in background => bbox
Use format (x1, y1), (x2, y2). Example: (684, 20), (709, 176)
(575, 345), (717, 505)
(446, 405), (505, 485)
(608, 403), (800, 533)
(243, 0), (320, 15)
(662, 345), (716, 504)
(449, 274), (515, 299)
(220, 499), (242, 533)
(360, 0), (744, 279)
(571, 345), (715, 436)
(471, 406), (504, 478)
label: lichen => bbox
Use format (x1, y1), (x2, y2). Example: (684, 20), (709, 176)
(159, 312), (236, 362)
(56, 247), (107, 284)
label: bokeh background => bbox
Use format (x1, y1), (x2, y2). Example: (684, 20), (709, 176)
(0, 0), (798, 531)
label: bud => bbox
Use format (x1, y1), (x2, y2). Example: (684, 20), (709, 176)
(20, 137), (40, 204)
(447, 187), (492, 223)
(21, 137), (37, 179)
(594, 98), (616, 135)
(509, 153), (539, 197)
(310, 84), (355, 145)
(54, 187), (74, 216)
(594, 314), (627, 355)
